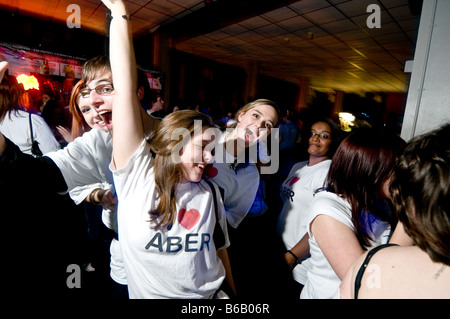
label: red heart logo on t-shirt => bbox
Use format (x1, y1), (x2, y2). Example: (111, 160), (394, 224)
(289, 176), (300, 186)
(204, 164), (218, 178)
(178, 208), (201, 230)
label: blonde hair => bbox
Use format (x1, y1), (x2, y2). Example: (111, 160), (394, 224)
(233, 98), (280, 127)
(149, 110), (214, 229)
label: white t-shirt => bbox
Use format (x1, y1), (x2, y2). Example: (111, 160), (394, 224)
(301, 191), (353, 299)
(301, 191), (391, 299)
(46, 129), (113, 195)
(277, 159), (331, 284)
(112, 140), (229, 299)
(0, 109), (60, 155)
(209, 132), (260, 228)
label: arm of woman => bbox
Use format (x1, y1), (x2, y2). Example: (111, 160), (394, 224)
(102, 0), (143, 169)
(85, 187), (116, 211)
(339, 252), (367, 299)
(311, 214), (364, 280)
(285, 233), (310, 268)
(216, 248), (237, 296)
(0, 136), (68, 193)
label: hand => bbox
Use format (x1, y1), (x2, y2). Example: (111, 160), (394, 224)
(99, 189), (117, 211)
(101, 0), (127, 13)
(56, 126), (73, 143)
(0, 61), (9, 84)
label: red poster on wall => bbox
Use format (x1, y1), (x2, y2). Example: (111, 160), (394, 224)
(0, 42), (85, 78)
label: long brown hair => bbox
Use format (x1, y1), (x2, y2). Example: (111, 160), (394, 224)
(391, 123), (450, 265)
(326, 128), (405, 248)
(149, 110), (214, 229)
(0, 76), (23, 121)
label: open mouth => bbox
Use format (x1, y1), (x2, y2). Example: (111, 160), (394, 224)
(197, 163), (206, 173)
(98, 110), (112, 127)
(245, 128), (257, 143)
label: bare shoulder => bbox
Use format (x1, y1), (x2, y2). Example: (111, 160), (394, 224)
(355, 246), (450, 299)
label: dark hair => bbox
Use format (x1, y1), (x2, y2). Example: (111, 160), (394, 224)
(391, 123), (450, 265)
(310, 118), (344, 158)
(326, 128), (406, 248)
(0, 75), (24, 121)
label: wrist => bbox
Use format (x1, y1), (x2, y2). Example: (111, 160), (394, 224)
(286, 250), (299, 270)
(286, 250), (299, 261)
(110, 5), (129, 18)
(88, 189), (103, 205)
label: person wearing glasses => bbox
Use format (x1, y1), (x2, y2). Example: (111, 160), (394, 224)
(0, 56), (160, 298)
(277, 119), (343, 297)
(1, 56), (158, 210)
(300, 128), (405, 299)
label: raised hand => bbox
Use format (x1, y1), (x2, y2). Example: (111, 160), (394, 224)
(101, 0), (127, 13)
(56, 126), (73, 143)
(0, 61), (9, 84)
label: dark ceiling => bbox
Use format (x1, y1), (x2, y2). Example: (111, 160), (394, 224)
(0, 0), (422, 93)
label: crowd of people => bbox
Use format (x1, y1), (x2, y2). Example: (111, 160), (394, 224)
(0, 0), (448, 300)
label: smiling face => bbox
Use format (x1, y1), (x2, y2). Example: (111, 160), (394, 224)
(236, 103), (278, 147)
(179, 127), (216, 183)
(78, 74), (114, 132)
(307, 121), (332, 163)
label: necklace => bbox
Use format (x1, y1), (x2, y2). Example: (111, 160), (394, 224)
(433, 264), (446, 280)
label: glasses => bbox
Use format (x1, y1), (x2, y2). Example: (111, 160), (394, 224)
(80, 84), (114, 98)
(310, 132), (332, 140)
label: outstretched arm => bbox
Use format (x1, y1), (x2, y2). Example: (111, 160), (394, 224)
(0, 61), (7, 84)
(102, 0), (143, 169)
(0, 137), (68, 193)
